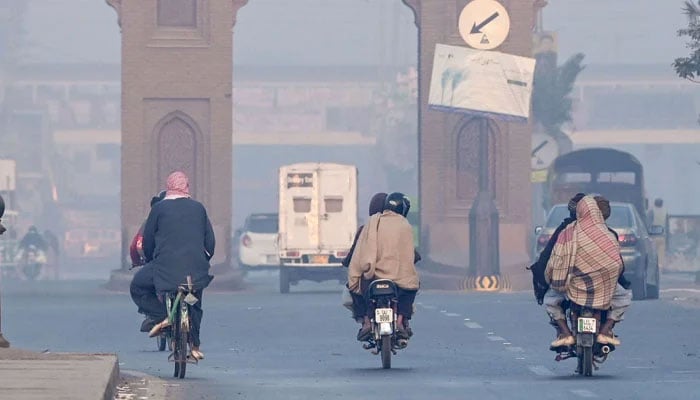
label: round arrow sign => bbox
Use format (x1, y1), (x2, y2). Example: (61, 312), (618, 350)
(458, 0), (511, 50)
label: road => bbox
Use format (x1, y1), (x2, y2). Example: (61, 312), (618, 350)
(2, 270), (700, 399)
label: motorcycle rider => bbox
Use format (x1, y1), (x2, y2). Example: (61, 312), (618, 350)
(343, 192), (422, 340)
(348, 192), (419, 341)
(130, 171), (215, 360)
(544, 196), (623, 348)
(19, 226), (48, 253)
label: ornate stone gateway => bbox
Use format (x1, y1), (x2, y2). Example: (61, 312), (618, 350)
(106, 0), (546, 289)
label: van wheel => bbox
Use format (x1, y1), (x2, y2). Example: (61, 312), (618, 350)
(279, 268), (290, 294)
(631, 277), (647, 300)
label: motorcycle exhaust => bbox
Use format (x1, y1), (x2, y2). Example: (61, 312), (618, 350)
(601, 345), (611, 354)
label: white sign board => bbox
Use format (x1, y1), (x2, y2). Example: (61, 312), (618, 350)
(458, 0), (511, 50)
(428, 43), (536, 123)
(0, 160), (16, 191)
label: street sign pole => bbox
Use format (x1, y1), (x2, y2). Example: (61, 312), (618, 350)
(468, 118), (500, 278)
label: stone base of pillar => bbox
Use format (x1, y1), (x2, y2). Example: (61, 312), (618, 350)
(0, 333), (9, 348)
(104, 264), (247, 292)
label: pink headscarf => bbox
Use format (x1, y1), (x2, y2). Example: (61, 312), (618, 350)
(165, 171), (190, 198)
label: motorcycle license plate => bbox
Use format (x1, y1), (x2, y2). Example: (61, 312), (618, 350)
(578, 317), (597, 333)
(375, 308), (393, 324)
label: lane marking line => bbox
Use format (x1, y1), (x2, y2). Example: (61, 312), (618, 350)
(528, 365), (555, 376)
(487, 336), (506, 341)
(464, 322), (483, 329)
(570, 389), (597, 398)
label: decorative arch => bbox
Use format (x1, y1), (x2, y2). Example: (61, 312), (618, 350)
(454, 116), (498, 202)
(152, 111), (203, 197)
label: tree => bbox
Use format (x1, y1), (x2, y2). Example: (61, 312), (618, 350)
(531, 51), (585, 153)
(673, 1), (700, 82)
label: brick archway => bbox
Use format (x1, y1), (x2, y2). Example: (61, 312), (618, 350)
(107, 0), (541, 282)
(152, 111), (201, 197)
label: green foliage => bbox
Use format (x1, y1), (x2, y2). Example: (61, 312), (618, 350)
(531, 52), (585, 137)
(673, 1), (700, 81)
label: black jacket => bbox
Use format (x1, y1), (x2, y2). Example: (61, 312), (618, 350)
(143, 197), (216, 292)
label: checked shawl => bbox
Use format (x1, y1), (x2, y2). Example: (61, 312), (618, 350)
(546, 196), (622, 310)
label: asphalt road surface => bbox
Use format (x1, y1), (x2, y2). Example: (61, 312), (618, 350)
(2, 270), (700, 400)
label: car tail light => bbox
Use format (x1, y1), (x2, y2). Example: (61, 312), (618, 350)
(241, 234), (252, 248)
(286, 251), (300, 258)
(537, 234), (551, 246)
(336, 251), (348, 258)
(618, 234), (638, 247)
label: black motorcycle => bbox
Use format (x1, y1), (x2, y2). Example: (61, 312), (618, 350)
(361, 279), (409, 369)
(550, 301), (616, 377)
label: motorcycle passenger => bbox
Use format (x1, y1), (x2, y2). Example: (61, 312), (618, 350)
(19, 226), (48, 253)
(129, 190), (166, 267)
(544, 196), (623, 348)
(343, 192), (388, 330)
(348, 192), (420, 341)
(129, 171), (215, 360)
(593, 196), (632, 345)
(529, 193), (586, 305)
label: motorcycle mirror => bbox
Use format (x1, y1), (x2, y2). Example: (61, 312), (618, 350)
(534, 226), (543, 235)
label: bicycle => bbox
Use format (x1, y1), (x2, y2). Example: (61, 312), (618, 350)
(165, 275), (200, 379)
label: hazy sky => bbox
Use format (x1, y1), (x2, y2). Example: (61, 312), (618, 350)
(20, 0), (690, 66)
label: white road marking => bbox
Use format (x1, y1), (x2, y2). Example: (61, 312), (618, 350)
(487, 336), (506, 341)
(661, 288), (700, 294)
(422, 305), (436, 310)
(570, 389), (597, 398)
(445, 312), (460, 317)
(464, 322), (483, 329)
(528, 365), (555, 376)
(627, 366), (654, 369)
(672, 370), (700, 374)
(506, 346), (524, 353)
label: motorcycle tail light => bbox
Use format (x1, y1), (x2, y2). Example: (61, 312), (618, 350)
(286, 251), (300, 257)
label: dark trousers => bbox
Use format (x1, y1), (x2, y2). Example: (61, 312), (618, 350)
(350, 279), (418, 320)
(130, 264), (205, 347)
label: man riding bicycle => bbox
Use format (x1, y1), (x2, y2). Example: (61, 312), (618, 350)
(130, 171), (215, 360)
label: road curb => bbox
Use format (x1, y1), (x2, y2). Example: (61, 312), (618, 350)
(102, 353), (120, 400)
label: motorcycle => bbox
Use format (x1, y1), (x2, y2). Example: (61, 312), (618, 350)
(361, 279), (409, 369)
(550, 301), (616, 377)
(14, 245), (48, 281)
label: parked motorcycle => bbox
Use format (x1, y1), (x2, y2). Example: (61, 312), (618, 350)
(360, 279), (409, 369)
(550, 301), (616, 377)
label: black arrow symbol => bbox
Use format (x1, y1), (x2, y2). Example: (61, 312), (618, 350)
(470, 12), (500, 34)
(531, 140), (549, 157)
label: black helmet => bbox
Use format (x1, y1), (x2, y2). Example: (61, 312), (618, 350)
(384, 192), (410, 217)
(150, 190), (167, 207)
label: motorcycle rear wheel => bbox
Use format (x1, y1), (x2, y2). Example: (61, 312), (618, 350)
(381, 335), (391, 369)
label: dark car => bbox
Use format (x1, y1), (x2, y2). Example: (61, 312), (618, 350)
(534, 202), (663, 300)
